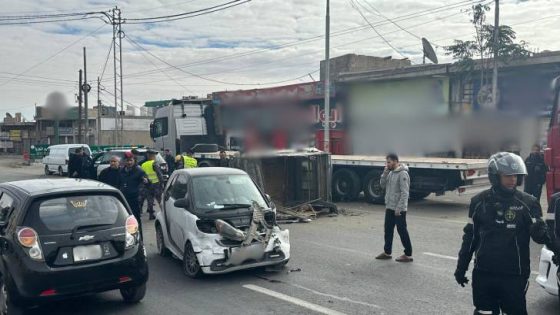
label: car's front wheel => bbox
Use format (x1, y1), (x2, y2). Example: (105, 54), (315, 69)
(0, 276), (23, 315)
(183, 242), (203, 278)
(120, 283), (147, 304)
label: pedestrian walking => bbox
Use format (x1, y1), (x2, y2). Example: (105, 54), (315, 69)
(183, 149), (198, 168)
(119, 152), (147, 239)
(524, 144), (547, 200)
(140, 150), (164, 220)
(454, 152), (557, 315)
(219, 149), (230, 167)
(98, 156), (121, 188)
(376, 153), (413, 263)
(164, 149), (175, 174)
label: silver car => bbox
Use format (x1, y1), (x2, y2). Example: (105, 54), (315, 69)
(155, 168), (290, 277)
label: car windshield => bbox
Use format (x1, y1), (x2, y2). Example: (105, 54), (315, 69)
(192, 175), (267, 212)
(33, 195), (128, 232)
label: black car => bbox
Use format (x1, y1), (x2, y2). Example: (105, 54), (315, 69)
(0, 179), (148, 314)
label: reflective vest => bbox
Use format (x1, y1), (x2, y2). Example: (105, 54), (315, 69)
(183, 156), (198, 168)
(141, 160), (159, 184)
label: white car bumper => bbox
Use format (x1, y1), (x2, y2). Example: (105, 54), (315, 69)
(536, 246), (559, 296)
(195, 227), (290, 274)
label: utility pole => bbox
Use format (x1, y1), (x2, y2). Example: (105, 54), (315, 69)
(78, 69), (83, 143)
(118, 9), (124, 145)
(112, 7), (119, 145)
(323, 0), (330, 154)
(492, 0), (499, 109)
(83, 47), (89, 145)
(97, 77), (101, 145)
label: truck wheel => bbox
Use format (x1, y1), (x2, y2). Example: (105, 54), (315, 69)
(363, 171), (385, 204)
(409, 192), (431, 201)
(332, 169), (361, 201)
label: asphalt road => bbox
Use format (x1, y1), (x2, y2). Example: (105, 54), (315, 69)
(1, 161), (558, 314)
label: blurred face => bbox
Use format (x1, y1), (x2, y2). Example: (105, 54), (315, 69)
(500, 175), (518, 190)
(386, 158), (398, 171)
(109, 157), (120, 169)
(125, 158), (135, 168)
(532, 146), (540, 154)
(165, 150), (170, 156)
(220, 151), (226, 159)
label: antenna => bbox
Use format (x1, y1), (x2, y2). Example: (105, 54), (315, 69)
(422, 38), (438, 64)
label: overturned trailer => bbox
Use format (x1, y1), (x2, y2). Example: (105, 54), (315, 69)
(230, 148), (337, 220)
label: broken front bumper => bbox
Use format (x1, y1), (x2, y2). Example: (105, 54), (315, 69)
(194, 226), (290, 274)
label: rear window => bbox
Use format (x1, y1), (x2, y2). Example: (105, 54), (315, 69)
(30, 195), (128, 232)
(69, 147), (91, 155)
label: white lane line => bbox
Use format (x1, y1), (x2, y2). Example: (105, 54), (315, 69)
(243, 284), (348, 315)
(288, 283), (381, 309)
(423, 252), (540, 276)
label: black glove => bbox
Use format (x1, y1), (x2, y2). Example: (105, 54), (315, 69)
(553, 254), (560, 266)
(454, 269), (469, 287)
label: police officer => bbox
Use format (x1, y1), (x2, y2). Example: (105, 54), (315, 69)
(183, 149), (198, 168)
(140, 150), (163, 220)
(455, 152), (556, 315)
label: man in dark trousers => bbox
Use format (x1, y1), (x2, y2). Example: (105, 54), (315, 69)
(524, 144), (547, 200)
(376, 153), (413, 263)
(140, 150), (164, 220)
(163, 149), (175, 174)
(119, 152), (147, 238)
(68, 148), (84, 178)
(454, 152), (557, 315)
(98, 156), (121, 188)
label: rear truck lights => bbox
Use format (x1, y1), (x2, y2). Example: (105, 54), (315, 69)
(119, 276), (132, 283)
(39, 289), (57, 297)
(17, 227), (44, 261)
(125, 216), (139, 249)
(458, 187), (466, 193)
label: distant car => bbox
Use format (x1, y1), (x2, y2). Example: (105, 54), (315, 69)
(155, 168), (290, 278)
(93, 149), (168, 180)
(0, 179), (148, 313)
(536, 246), (559, 298)
(42, 144), (91, 176)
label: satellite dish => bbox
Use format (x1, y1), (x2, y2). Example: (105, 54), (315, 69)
(422, 38), (438, 64)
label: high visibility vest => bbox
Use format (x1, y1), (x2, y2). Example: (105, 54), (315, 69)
(183, 156), (198, 168)
(141, 160), (159, 184)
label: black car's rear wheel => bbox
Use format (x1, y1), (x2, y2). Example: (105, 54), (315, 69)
(156, 224), (170, 257)
(183, 242), (203, 278)
(120, 282), (147, 304)
(0, 276), (23, 315)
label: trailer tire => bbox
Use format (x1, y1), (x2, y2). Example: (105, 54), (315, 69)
(332, 169), (361, 201)
(409, 192), (431, 201)
(363, 171), (385, 204)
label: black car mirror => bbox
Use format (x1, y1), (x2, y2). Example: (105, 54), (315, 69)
(174, 197), (190, 210)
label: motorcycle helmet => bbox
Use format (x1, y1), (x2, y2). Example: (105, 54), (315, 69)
(487, 152), (527, 188)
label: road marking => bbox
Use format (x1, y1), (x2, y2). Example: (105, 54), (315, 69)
(423, 252), (540, 276)
(288, 283), (381, 309)
(243, 284), (348, 315)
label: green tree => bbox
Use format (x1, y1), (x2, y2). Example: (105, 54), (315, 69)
(445, 4), (531, 84)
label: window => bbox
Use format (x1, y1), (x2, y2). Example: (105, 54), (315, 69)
(152, 118), (168, 138)
(33, 195), (128, 232)
(170, 175), (189, 200)
(0, 193), (14, 223)
(192, 175), (267, 212)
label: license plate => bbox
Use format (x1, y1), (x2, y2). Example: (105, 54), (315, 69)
(73, 245), (102, 262)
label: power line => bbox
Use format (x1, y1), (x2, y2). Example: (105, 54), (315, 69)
(358, 0), (422, 40)
(0, 23), (107, 88)
(0, 16), (108, 26)
(125, 0), (245, 21)
(350, 0), (412, 61)
(99, 38), (114, 82)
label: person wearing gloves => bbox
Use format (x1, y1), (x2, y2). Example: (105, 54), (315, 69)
(375, 153), (413, 263)
(454, 152), (557, 315)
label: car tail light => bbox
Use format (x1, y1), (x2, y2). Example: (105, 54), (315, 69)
(17, 227), (44, 261)
(458, 187), (466, 193)
(125, 216), (139, 249)
(39, 289), (57, 297)
(119, 276), (132, 283)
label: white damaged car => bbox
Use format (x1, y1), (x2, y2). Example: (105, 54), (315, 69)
(155, 168), (290, 277)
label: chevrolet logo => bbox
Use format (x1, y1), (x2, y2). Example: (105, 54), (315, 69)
(78, 235), (95, 241)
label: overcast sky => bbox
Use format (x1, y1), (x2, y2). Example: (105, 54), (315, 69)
(0, 0), (558, 120)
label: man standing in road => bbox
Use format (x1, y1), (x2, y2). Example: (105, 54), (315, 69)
(454, 152), (557, 315)
(183, 149), (198, 168)
(164, 149), (175, 174)
(68, 148), (83, 178)
(120, 152), (147, 238)
(219, 149), (230, 167)
(524, 144), (547, 200)
(376, 153), (413, 263)
(98, 156), (121, 188)
(140, 150), (164, 220)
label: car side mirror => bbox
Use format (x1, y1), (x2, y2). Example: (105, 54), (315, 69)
(174, 197), (190, 210)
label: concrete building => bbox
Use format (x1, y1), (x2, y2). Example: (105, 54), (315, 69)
(0, 113), (36, 154)
(320, 54), (411, 83)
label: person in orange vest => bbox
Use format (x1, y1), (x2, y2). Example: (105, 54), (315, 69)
(140, 150), (163, 220)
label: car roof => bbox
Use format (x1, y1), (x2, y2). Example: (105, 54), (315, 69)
(48, 144), (90, 149)
(0, 179), (119, 197)
(107, 149), (153, 154)
(176, 167), (247, 177)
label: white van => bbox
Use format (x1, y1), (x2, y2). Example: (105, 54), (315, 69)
(42, 144), (92, 176)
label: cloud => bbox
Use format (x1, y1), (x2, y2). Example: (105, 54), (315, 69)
(0, 0), (559, 121)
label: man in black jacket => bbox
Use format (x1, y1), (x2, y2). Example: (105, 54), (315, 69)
(454, 152), (556, 315)
(119, 152), (147, 238)
(68, 148), (83, 178)
(524, 144), (547, 200)
(163, 149), (175, 174)
(98, 156), (121, 188)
